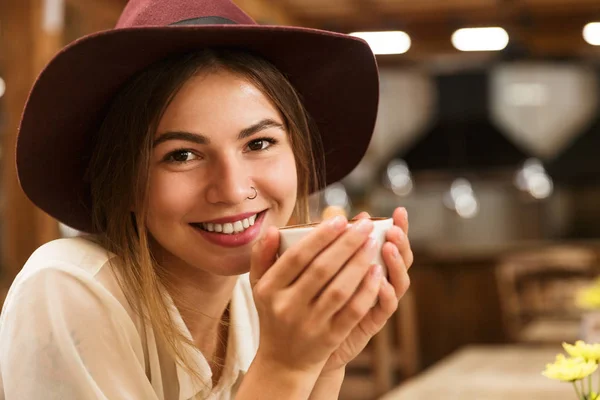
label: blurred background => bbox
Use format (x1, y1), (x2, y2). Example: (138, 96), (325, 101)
(3, 0), (600, 399)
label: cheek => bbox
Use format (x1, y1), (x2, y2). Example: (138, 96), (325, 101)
(147, 170), (199, 221)
(259, 152), (298, 202)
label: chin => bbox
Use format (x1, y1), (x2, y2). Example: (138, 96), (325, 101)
(199, 253), (253, 277)
(207, 264), (251, 277)
(218, 267), (250, 277)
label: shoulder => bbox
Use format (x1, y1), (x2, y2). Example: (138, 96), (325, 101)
(4, 237), (114, 302)
(2, 237), (136, 329)
(0, 237), (144, 356)
(22, 236), (114, 279)
(5, 236), (123, 306)
(0, 242), (152, 397)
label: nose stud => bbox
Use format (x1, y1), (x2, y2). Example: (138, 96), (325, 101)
(247, 186), (258, 200)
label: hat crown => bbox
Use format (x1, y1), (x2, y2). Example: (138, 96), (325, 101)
(116, 0), (256, 28)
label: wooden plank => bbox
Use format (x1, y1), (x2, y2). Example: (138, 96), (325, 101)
(407, 259), (506, 370)
(524, 0), (600, 7)
(31, 0), (63, 245)
(0, 0), (42, 282)
(233, 0), (300, 25)
(0, 0), (69, 287)
(65, 0), (122, 31)
(373, 0), (498, 14)
(372, 323), (394, 396)
(382, 345), (575, 400)
(63, 0), (122, 43)
(288, 0), (600, 28)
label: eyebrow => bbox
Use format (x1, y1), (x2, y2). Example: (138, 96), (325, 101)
(153, 118), (285, 148)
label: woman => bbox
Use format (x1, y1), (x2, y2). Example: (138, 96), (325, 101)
(0, 0), (413, 399)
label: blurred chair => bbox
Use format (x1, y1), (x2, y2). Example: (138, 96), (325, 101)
(341, 287), (421, 400)
(496, 245), (600, 344)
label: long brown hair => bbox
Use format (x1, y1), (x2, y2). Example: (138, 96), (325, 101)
(86, 49), (325, 384)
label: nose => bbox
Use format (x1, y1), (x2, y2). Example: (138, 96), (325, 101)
(205, 155), (253, 205)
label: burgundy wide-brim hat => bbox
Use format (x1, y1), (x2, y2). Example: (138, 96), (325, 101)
(16, 0), (379, 233)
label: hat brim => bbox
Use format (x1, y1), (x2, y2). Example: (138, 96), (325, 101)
(17, 25), (379, 232)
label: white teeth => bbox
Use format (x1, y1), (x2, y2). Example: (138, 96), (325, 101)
(200, 213), (259, 234)
(233, 221), (244, 233)
(222, 223), (234, 234)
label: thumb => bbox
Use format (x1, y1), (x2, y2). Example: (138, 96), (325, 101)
(249, 226), (280, 288)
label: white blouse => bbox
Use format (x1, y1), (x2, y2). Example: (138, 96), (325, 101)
(0, 237), (259, 400)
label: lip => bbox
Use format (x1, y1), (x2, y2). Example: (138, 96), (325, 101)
(199, 210), (264, 224)
(191, 211), (266, 248)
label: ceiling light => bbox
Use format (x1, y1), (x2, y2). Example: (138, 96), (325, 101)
(451, 27), (509, 52)
(350, 31), (411, 55)
(443, 178), (480, 219)
(324, 182), (351, 209)
(583, 22), (600, 46)
(385, 159), (413, 196)
(514, 158), (554, 200)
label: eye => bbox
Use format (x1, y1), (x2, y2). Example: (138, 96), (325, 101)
(247, 138), (276, 152)
(165, 149), (198, 163)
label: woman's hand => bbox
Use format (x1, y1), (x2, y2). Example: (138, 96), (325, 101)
(249, 215), (383, 379)
(319, 207), (413, 374)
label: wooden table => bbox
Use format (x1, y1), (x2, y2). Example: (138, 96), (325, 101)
(381, 345), (580, 400)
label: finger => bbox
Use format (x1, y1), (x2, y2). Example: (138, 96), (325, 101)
(360, 276), (400, 334)
(264, 215), (348, 289)
(384, 226), (413, 270)
(249, 226), (280, 288)
(382, 242), (411, 298)
(351, 211), (371, 221)
(393, 207), (409, 235)
(329, 264), (383, 337)
(292, 218), (374, 301)
(312, 237), (378, 320)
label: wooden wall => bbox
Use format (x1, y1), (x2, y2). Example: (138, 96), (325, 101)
(410, 253), (508, 369)
(0, 0), (60, 285)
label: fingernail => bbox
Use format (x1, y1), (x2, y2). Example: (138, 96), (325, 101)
(372, 264), (383, 279)
(392, 245), (400, 259)
(355, 218), (373, 233)
(328, 215), (346, 230)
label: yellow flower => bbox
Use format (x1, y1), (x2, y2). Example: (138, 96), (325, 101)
(542, 353), (598, 382)
(563, 341), (600, 362)
(576, 277), (600, 310)
(576, 286), (600, 310)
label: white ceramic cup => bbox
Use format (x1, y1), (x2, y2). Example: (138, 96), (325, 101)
(278, 217), (394, 275)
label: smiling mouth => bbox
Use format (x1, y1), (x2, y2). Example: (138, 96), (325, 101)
(191, 211), (264, 235)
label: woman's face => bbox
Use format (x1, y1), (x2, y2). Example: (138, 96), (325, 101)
(146, 69), (298, 276)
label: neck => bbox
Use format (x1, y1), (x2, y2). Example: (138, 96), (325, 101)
(167, 267), (238, 349)
(168, 267), (237, 388)
(150, 241), (240, 381)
